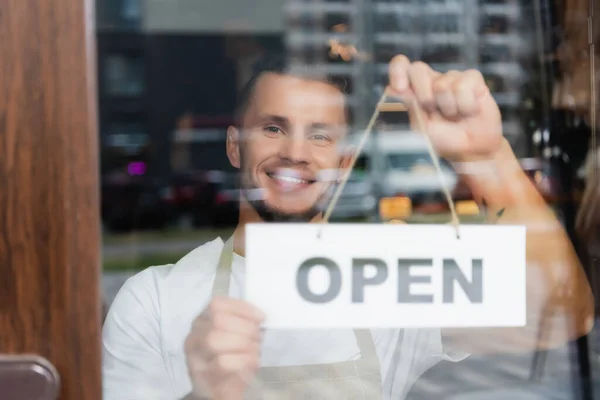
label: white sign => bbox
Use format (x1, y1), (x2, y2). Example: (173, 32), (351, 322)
(245, 223), (526, 329)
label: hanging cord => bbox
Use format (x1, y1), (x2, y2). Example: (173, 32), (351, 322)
(410, 99), (461, 238)
(317, 86), (461, 239)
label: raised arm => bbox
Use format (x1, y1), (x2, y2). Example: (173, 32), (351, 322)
(387, 55), (594, 354)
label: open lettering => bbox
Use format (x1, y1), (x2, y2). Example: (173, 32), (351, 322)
(296, 258), (483, 304)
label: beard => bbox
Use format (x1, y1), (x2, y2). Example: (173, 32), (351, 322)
(237, 160), (338, 223)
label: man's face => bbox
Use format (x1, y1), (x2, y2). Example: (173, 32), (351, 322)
(226, 72), (351, 222)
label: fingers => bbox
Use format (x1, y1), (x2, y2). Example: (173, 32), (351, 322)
(212, 312), (263, 342)
(188, 298), (264, 354)
(388, 55), (488, 119)
(451, 69), (488, 117)
(408, 62), (438, 112)
(201, 329), (261, 360)
(185, 297), (265, 399)
(208, 295), (266, 322)
(209, 353), (260, 375)
(388, 54), (411, 92)
(432, 70), (462, 118)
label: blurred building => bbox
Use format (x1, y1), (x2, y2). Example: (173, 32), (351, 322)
(95, 0), (284, 180)
(95, 0), (544, 181)
(283, 0), (535, 156)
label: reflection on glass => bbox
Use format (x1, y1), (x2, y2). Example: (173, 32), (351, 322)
(387, 153), (452, 172)
(96, 1), (598, 400)
(104, 54), (144, 97)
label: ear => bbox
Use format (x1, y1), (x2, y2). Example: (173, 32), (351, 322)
(226, 125), (241, 169)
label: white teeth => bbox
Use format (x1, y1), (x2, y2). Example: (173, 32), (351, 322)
(275, 175), (307, 184)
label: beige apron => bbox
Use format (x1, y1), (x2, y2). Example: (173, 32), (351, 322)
(212, 237), (384, 400)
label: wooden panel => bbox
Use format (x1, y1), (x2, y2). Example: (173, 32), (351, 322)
(0, 0), (101, 399)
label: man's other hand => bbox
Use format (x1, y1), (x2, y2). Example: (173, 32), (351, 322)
(184, 296), (265, 400)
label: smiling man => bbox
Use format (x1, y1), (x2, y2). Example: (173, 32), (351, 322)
(102, 53), (594, 400)
(231, 67), (348, 223)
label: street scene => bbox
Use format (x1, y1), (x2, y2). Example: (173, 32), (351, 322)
(95, 0), (599, 399)
(4, 0), (599, 398)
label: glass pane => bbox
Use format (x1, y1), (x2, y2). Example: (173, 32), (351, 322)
(94, 2), (599, 400)
(103, 54), (144, 97)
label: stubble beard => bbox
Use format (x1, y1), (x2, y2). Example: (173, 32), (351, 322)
(238, 160), (337, 223)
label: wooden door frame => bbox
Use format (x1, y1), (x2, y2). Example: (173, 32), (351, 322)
(0, 0), (102, 399)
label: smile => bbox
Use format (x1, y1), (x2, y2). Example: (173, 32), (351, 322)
(265, 170), (317, 192)
(267, 173), (312, 184)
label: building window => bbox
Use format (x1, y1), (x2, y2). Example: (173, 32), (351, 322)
(324, 13), (352, 32)
(426, 14), (460, 33)
(288, 12), (319, 32)
(104, 54), (144, 97)
(484, 74), (508, 93)
(373, 14), (418, 33)
(98, 0), (142, 29)
(122, 0), (141, 22)
(421, 45), (463, 64)
(480, 16), (511, 34)
(479, 0), (517, 4)
(103, 121), (149, 154)
(374, 43), (416, 64)
(480, 43), (516, 63)
(373, 0), (413, 3)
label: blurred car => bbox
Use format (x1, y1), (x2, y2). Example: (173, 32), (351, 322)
(329, 170), (378, 221)
(169, 170), (224, 227)
(205, 172), (239, 227)
(101, 172), (174, 232)
(346, 131), (460, 221)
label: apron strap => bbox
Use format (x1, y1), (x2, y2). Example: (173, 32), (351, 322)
(353, 329), (378, 361)
(211, 235), (377, 361)
(212, 236), (234, 297)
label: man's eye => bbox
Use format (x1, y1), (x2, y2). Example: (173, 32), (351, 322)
(264, 126), (282, 134)
(311, 134), (331, 141)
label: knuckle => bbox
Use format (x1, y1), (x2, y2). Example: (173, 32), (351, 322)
(390, 54), (410, 66)
(189, 358), (207, 377)
(410, 61), (428, 71)
(452, 79), (468, 92)
(466, 68), (484, 80)
(215, 355), (234, 373)
(433, 78), (450, 92)
(211, 313), (226, 330)
(204, 331), (220, 352)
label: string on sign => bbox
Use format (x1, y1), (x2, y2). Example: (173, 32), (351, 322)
(317, 86), (461, 240)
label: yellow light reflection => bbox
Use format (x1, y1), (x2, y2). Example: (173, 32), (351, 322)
(379, 196), (412, 220)
(456, 201), (480, 216)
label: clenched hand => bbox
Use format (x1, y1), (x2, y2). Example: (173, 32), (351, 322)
(184, 296), (265, 400)
(388, 55), (504, 163)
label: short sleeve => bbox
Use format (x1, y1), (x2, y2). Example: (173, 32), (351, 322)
(102, 269), (176, 400)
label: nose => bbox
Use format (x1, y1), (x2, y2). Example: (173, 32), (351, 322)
(279, 131), (310, 164)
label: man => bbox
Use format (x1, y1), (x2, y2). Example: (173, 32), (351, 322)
(102, 53), (594, 400)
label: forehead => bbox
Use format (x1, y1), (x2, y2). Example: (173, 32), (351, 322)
(243, 72), (347, 126)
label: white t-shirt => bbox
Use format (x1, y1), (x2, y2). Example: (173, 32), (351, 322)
(102, 237), (468, 400)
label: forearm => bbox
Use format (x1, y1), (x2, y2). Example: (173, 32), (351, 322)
(456, 139), (547, 217)
(444, 139), (594, 352)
